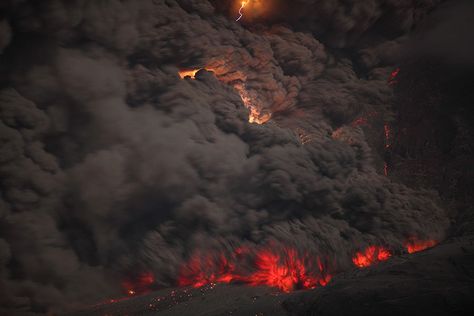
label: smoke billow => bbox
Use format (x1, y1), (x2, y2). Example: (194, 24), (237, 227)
(0, 0), (450, 314)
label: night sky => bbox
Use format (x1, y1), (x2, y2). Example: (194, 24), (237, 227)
(0, 1), (473, 315)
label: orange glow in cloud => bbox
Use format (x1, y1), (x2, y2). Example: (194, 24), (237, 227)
(178, 67), (270, 124)
(234, 0), (269, 22)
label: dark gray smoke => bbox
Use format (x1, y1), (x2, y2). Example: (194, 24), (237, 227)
(0, 0), (451, 314)
(212, 0), (443, 48)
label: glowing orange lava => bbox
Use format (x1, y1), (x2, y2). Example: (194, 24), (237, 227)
(178, 69), (201, 79)
(405, 238), (437, 254)
(178, 247), (331, 292)
(178, 67), (269, 124)
(352, 246), (392, 268)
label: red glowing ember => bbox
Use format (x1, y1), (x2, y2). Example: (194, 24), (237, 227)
(179, 247), (331, 292)
(388, 67), (400, 85)
(405, 238), (437, 254)
(352, 246), (392, 268)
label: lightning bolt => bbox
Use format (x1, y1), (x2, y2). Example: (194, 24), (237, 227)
(236, 1), (249, 22)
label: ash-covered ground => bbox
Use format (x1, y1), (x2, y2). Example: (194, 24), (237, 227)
(1, 1), (474, 315)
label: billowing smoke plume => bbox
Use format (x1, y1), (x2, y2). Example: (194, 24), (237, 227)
(0, 0), (449, 314)
(212, 0), (442, 48)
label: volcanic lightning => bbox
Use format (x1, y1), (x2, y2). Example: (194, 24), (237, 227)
(236, 1), (249, 22)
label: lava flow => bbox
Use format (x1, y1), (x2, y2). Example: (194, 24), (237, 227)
(179, 247), (331, 293)
(352, 246), (392, 268)
(178, 67), (270, 124)
(405, 238), (437, 254)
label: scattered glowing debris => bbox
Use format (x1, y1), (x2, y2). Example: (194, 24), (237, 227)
(352, 246), (392, 268)
(236, 1), (250, 22)
(384, 124), (391, 149)
(405, 238), (437, 254)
